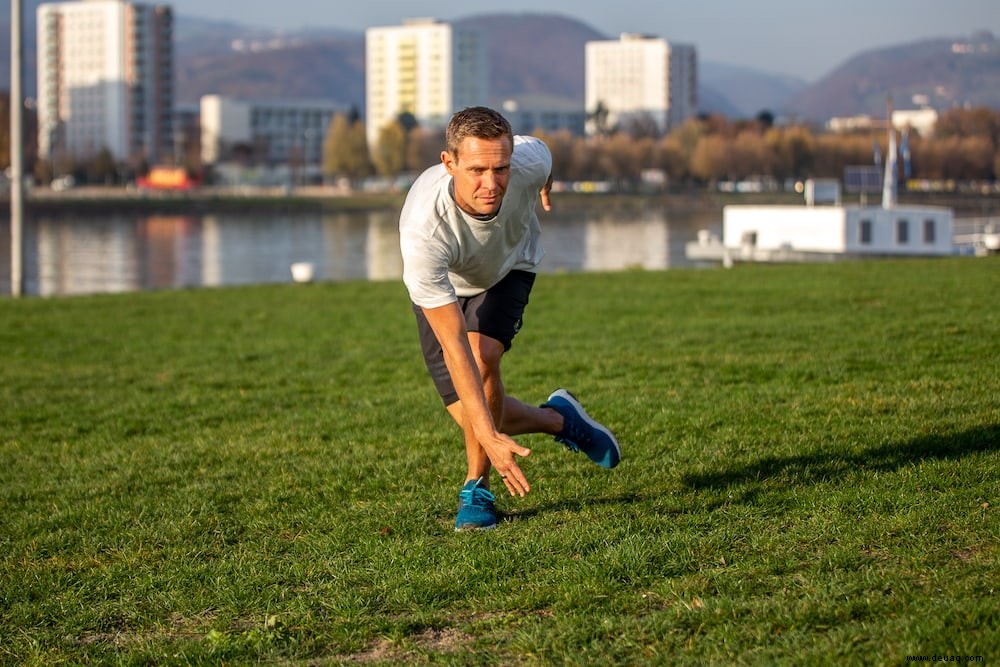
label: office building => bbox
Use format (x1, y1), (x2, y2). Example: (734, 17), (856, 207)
(200, 95), (342, 185)
(200, 95), (341, 167)
(499, 95), (587, 136)
(36, 0), (174, 165)
(365, 18), (488, 150)
(585, 33), (697, 136)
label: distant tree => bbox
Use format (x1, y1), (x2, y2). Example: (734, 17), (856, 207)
(587, 100), (613, 137)
(397, 111), (418, 135)
(935, 106), (1000, 145)
(652, 134), (689, 184)
(86, 147), (117, 184)
(812, 134), (875, 179)
(766, 125), (815, 179)
(697, 113), (735, 138)
(570, 136), (600, 180)
(621, 111), (662, 140)
(729, 131), (771, 179)
(373, 120), (406, 180)
(343, 117), (372, 185)
(405, 126), (444, 172)
(668, 117), (706, 170)
(689, 134), (729, 183)
(323, 113), (350, 180)
(536, 129), (576, 181)
(756, 110), (775, 129)
(323, 113), (371, 185)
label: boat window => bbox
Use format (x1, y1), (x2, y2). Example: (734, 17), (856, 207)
(923, 219), (935, 244)
(896, 219), (909, 244)
(859, 219), (872, 244)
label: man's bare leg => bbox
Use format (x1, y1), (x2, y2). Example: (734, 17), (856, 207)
(445, 333), (564, 485)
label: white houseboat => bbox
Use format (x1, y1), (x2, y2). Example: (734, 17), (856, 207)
(688, 115), (956, 264)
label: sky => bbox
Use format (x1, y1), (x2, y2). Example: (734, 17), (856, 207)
(162, 0), (1000, 82)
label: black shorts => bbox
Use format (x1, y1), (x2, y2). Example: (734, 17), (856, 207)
(412, 270), (536, 406)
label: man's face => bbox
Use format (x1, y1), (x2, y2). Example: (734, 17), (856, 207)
(442, 135), (512, 217)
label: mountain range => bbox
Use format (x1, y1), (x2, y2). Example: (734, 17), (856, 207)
(2, 4), (999, 124)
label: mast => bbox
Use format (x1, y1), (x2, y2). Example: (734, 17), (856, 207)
(881, 97), (897, 210)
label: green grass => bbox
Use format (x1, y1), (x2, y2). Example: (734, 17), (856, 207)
(1, 258), (998, 665)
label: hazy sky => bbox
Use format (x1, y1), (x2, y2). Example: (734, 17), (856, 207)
(165, 0), (1000, 82)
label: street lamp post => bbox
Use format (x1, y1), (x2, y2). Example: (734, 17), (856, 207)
(10, 0), (25, 297)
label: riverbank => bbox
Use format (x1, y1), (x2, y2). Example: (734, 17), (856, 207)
(10, 185), (999, 217)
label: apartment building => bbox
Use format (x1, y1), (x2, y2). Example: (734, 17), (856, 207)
(36, 0), (174, 165)
(365, 18), (488, 150)
(585, 33), (697, 136)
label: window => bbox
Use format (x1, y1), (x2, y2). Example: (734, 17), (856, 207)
(923, 219), (936, 244)
(896, 219), (909, 244)
(859, 219), (872, 245)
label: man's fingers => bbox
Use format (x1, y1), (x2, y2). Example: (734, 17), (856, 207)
(500, 466), (530, 497)
(539, 189), (552, 211)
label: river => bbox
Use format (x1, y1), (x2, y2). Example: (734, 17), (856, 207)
(0, 201), (723, 297)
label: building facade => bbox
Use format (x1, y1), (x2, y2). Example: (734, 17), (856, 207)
(585, 33), (697, 136)
(200, 95), (341, 166)
(499, 95), (587, 136)
(365, 18), (488, 150)
(36, 0), (174, 165)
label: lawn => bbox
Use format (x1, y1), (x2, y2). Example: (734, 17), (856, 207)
(1, 257), (997, 665)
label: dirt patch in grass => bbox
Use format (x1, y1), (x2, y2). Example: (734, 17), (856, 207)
(346, 626), (471, 663)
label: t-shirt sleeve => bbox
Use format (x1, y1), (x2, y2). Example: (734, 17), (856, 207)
(513, 136), (553, 189)
(398, 169), (459, 309)
(400, 225), (458, 309)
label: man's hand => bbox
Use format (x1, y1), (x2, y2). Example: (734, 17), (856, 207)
(476, 429), (532, 497)
(539, 173), (553, 212)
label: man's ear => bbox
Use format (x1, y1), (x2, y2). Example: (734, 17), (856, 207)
(441, 150), (455, 174)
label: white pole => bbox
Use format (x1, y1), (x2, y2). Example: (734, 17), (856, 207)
(10, 0), (24, 297)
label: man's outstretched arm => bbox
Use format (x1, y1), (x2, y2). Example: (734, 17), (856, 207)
(419, 302), (532, 496)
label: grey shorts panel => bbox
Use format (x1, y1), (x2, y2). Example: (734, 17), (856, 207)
(413, 270), (536, 406)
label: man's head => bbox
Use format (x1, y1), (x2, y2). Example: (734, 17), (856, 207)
(442, 107), (514, 217)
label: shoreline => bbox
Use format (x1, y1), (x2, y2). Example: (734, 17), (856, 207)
(3, 185), (998, 217)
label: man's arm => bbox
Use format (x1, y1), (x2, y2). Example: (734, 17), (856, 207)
(419, 301), (532, 496)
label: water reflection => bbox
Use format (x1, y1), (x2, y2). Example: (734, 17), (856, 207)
(1, 206), (721, 297)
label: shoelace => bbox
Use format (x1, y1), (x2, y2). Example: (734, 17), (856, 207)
(554, 435), (581, 453)
(556, 415), (592, 453)
(460, 483), (496, 507)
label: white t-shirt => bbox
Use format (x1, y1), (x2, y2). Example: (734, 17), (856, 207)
(399, 136), (552, 309)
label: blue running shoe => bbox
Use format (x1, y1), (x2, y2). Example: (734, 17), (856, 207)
(542, 389), (621, 468)
(455, 477), (498, 531)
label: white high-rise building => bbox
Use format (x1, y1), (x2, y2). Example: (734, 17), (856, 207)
(36, 0), (174, 165)
(585, 33), (697, 136)
(365, 18), (488, 150)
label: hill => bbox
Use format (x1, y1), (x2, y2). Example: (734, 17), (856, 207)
(783, 31), (1000, 120)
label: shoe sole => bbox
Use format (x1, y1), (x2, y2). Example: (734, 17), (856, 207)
(550, 389), (621, 467)
(454, 523), (497, 532)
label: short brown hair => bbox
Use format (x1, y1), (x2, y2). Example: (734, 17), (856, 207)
(445, 106), (513, 157)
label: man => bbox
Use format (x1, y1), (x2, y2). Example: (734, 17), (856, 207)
(399, 106), (621, 531)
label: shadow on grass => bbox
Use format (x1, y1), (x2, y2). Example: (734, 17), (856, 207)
(500, 493), (643, 524)
(681, 424), (1000, 496)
